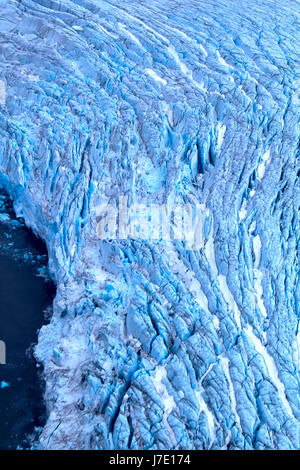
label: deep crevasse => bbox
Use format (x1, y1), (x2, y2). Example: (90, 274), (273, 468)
(0, 0), (299, 450)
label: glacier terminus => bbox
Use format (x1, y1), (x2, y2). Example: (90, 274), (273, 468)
(0, 0), (299, 451)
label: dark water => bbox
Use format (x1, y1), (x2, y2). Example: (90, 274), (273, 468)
(0, 191), (55, 450)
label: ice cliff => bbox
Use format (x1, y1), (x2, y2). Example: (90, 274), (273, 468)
(0, 0), (299, 450)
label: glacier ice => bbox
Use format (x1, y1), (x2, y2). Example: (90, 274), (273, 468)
(0, 0), (299, 450)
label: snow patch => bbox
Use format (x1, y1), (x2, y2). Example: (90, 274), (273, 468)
(168, 45), (207, 91)
(218, 274), (242, 329)
(257, 149), (271, 180)
(252, 235), (267, 319)
(216, 123), (226, 152)
(216, 50), (231, 68)
(245, 325), (296, 419)
(153, 366), (177, 446)
(220, 356), (241, 429)
(195, 364), (216, 448)
(145, 68), (167, 86)
(204, 230), (218, 277)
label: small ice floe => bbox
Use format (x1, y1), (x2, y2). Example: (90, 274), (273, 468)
(145, 68), (167, 86)
(0, 381), (10, 389)
(0, 213), (10, 223)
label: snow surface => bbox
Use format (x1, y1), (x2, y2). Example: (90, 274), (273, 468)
(0, 0), (299, 451)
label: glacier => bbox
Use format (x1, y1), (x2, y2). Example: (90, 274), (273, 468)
(0, 0), (299, 450)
